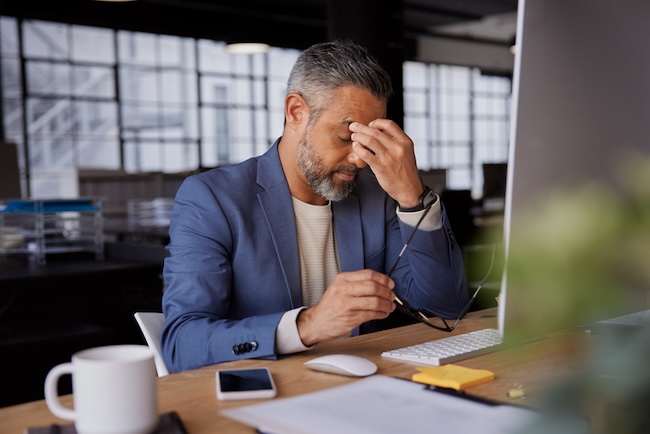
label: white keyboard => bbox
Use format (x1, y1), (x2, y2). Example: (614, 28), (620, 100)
(381, 328), (503, 366)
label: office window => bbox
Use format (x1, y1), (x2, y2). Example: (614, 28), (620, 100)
(18, 20), (120, 197)
(118, 31), (199, 173)
(1, 17), (510, 199)
(198, 42), (296, 167)
(1, 17), (24, 191)
(404, 62), (511, 197)
(0, 18), (297, 197)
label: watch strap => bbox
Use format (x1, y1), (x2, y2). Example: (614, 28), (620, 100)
(398, 186), (436, 212)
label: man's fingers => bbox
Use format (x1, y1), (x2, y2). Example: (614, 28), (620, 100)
(337, 270), (395, 293)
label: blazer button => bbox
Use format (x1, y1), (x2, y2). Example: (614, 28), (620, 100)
(232, 344), (240, 355)
(251, 341), (258, 351)
(447, 229), (456, 248)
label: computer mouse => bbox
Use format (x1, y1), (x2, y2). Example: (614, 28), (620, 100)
(304, 354), (377, 377)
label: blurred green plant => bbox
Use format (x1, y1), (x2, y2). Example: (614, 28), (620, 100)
(503, 153), (650, 434)
(505, 154), (650, 342)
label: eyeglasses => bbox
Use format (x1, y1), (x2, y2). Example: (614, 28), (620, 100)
(387, 202), (496, 332)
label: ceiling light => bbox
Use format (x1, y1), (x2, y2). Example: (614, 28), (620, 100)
(226, 43), (270, 54)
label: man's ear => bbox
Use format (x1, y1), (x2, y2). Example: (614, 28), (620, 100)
(285, 93), (308, 130)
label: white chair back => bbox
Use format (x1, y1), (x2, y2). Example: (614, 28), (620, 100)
(134, 312), (170, 377)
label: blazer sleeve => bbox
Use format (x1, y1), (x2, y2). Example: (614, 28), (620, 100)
(160, 175), (285, 373)
(389, 201), (469, 320)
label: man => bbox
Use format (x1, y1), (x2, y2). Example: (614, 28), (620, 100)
(161, 40), (467, 373)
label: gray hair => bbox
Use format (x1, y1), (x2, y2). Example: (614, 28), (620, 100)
(286, 40), (393, 120)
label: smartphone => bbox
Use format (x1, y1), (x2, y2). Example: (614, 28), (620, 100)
(216, 367), (277, 401)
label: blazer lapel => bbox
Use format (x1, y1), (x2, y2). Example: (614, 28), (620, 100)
(256, 143), (303, 309)
(332, 195), (364, 272)
(333, 194), (367, 337)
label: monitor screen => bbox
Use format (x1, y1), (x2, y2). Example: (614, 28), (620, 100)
(499, 0), (650, 344)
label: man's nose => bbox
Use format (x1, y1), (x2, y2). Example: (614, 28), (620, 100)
(347, 150), (368, 169)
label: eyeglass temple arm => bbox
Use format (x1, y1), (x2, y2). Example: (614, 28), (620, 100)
(386, 200), (434, 281)
(450, 285), (480, 330)
(450, 244), (497, 330)
(393, 300), (452, 331)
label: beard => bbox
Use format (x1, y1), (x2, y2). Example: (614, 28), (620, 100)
(296, 130), (360, 202)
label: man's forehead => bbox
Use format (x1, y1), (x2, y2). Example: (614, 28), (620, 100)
(315, 87), (386, 125)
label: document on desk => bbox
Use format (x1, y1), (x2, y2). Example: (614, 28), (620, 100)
(221, 375), (544, 434)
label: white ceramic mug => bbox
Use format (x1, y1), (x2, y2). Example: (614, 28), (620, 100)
(44, 345), (158, 434)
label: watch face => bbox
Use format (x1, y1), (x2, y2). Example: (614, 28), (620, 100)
(423, 189), (437, 206)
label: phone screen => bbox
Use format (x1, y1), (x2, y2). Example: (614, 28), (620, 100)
(218, 368), (274, 392)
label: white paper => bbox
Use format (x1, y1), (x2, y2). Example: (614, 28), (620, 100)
(221, 375), (544, 434)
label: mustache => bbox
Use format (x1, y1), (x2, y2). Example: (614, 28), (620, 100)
(333, 165), (362, 176)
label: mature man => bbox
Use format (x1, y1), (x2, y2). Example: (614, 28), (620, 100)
(161, 40), (467, 373)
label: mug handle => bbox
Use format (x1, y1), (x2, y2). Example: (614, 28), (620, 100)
(44, 362), (76, 421)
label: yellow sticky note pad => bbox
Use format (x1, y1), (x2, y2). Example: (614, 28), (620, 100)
(411, 364), (495, 390)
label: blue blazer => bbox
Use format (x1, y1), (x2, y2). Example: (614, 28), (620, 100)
(161, 141), (467, 372)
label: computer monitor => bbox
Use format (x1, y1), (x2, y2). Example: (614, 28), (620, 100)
(499, 0), (650, 344)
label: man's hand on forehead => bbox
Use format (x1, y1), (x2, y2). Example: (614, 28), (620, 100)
(349, 119), (424, 206)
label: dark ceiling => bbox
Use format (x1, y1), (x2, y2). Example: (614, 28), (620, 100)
(0, 0), (518, 57)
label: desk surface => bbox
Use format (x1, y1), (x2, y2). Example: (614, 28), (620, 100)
(0, 309), (589, 433)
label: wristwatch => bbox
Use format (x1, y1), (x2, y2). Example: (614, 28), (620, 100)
(398, 186), (437, 212)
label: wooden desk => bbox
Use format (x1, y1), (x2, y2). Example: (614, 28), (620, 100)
(0, 309), (588, 433)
